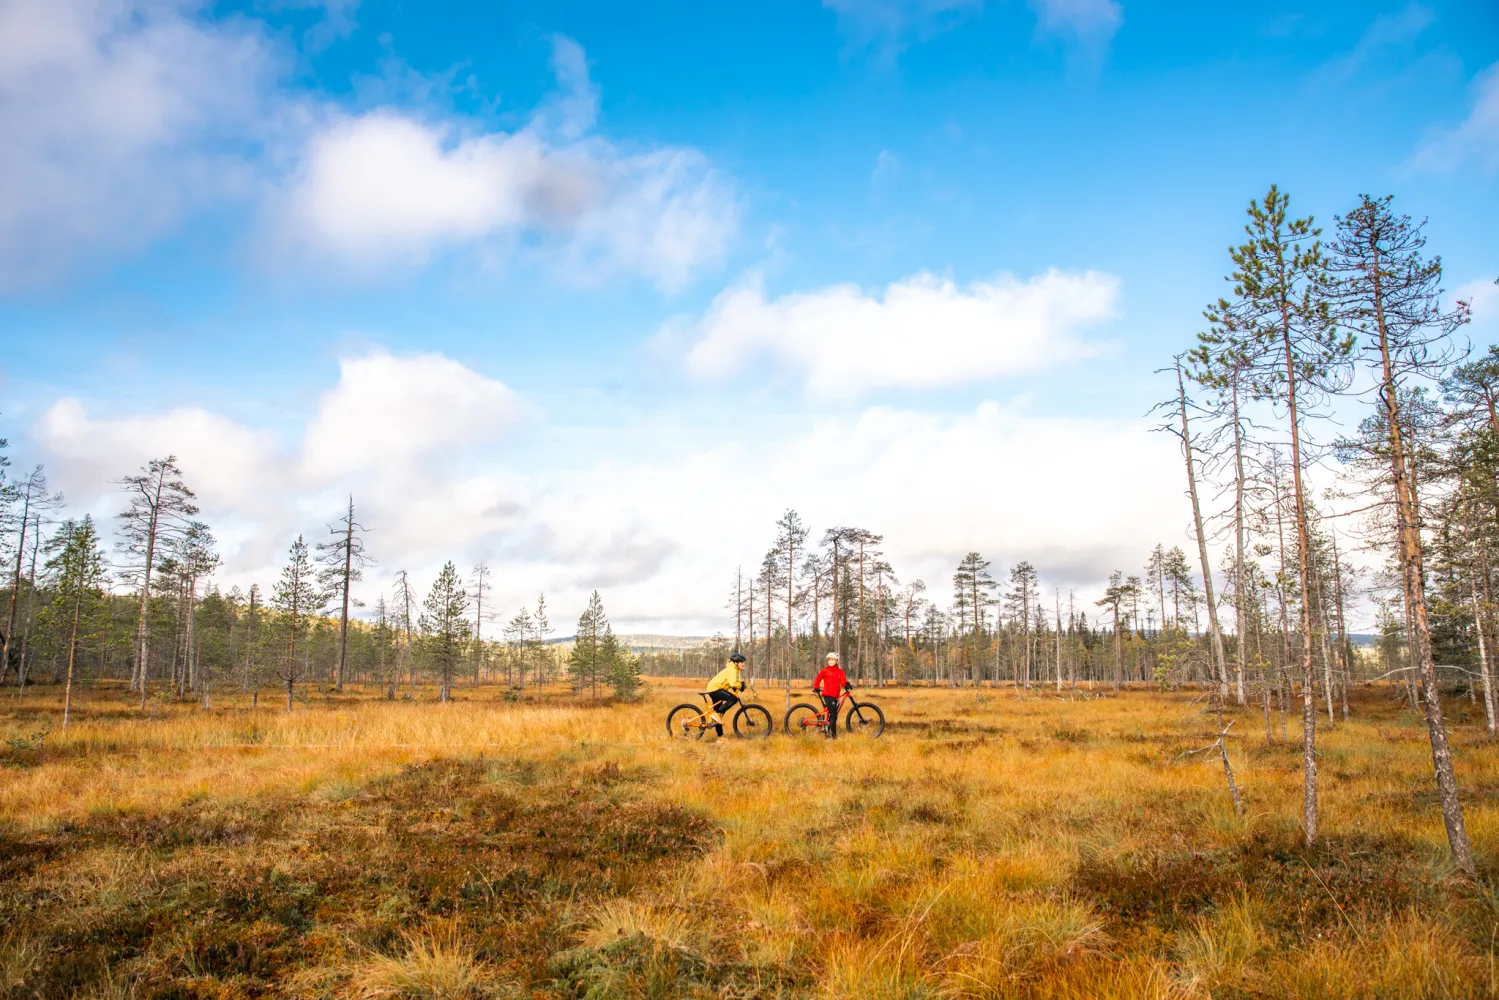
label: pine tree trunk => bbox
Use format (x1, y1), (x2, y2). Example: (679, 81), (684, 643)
(1332, 533), (1352, 720)
(1178, 363), (1229, 700)
(337, 511), (353, 692)
(1372, 273), (1474, 872)
(1279, 323), (1320, 846)
(136, 470), (165, 707)
(63, 592), (81, 729)
(1231, 378), (1248, 704)
(1472, 570), (1495, 740)
(2, 488), (30, 687)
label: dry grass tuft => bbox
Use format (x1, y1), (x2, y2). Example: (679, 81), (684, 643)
(346, 924), (506, 1000)
(579, 899), (695, 954)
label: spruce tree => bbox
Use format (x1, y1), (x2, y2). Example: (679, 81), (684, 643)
(569, 590), (606, 697)
(42, 516), (106, 728)
(604, 625), (640, 700)
(420, 561), (471, 702)
(271, 535), (324, 711)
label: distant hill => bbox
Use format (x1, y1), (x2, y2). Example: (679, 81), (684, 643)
(616, 634), (715, 650)
(541, 634), (715, 652)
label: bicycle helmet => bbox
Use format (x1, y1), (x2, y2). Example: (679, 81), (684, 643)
(825, 651), (840, 663)
(729, 651), (746, 663)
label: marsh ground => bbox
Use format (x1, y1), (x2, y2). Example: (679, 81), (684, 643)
(2, 679), (1497, 999)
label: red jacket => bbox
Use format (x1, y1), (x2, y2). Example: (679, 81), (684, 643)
(813, 664), (848, 698)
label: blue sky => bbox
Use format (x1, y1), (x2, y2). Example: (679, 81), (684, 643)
(1, 0), (1496, 632)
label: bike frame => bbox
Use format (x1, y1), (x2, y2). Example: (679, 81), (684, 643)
(679, 686), (759, 733)
(801, 689), (855, 731)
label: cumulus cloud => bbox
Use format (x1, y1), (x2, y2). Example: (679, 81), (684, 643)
(1414, 61), (1499, 171)
(31, 350), (528, 576)
(1028, 0), (1122, 55)
(679, 269), (1119, 396)
(0, 7), (735, 292)
(301, 351), (527, 481)
(23, 352), (1192, 634)
(0, 0), (276, 289)
(275, 37), (737, 290)
(36, 398), (281, 510)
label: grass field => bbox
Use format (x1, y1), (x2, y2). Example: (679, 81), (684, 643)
(2, 678), (1498, 999)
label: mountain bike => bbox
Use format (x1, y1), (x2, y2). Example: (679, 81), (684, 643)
(783, 687), (885, 738)
(666, 687), (773, 740)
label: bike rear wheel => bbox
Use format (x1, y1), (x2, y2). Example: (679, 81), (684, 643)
(845, 701), (885, 738)
(784, 703), (823, 736)
(733, 703), (774, 740)
(666, 703), (708, 740)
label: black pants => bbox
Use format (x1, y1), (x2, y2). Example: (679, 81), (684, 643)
(709, 690), (739, 734)
(822, 695), (841, 738)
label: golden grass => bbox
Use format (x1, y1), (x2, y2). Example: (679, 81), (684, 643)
(2, 678), (1497, 999)
(345, 924), (508, 1000)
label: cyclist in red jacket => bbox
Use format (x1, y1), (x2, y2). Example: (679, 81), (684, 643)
(812, 652), (850, 739)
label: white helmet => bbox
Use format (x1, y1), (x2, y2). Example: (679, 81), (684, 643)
(826, 651), (840, 663)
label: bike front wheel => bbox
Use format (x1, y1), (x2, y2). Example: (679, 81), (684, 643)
(666, 703), (708, 740)
(733, 704), (774, 740)
(783, 703), (823, 736)
(845, 701), (885, 738)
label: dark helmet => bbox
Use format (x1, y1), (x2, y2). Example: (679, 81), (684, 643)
(729, 651), (746, 663)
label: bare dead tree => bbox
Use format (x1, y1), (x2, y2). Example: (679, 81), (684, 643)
(317, 495), (372, 693)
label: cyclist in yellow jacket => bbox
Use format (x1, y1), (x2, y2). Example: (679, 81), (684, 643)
(705, 651), (748, 737)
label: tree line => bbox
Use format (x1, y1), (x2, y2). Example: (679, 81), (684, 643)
(0, 458), (641, 723)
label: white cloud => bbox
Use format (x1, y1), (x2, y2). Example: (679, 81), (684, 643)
(1028, 0), (1122, 54)
(0, 10), (735, 292)
(275, 38), (737, 291)
(679, 269), (1120, 396)
(0, 0), (276, 289)
(23, 351), (1196, 635)
(31, 350), (527, 578)
(35, 397), (282, 511)
(1458, 276), (1499, 335)
(1316, 4), (1432, 86)
(301, 350), (526, 481)
(1415, 60), (1499, 171)
(541, 34), (599, 139)
(823, 0), (982, 58)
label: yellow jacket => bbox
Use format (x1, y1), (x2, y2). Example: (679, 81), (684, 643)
(706, 662), (745, 694)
